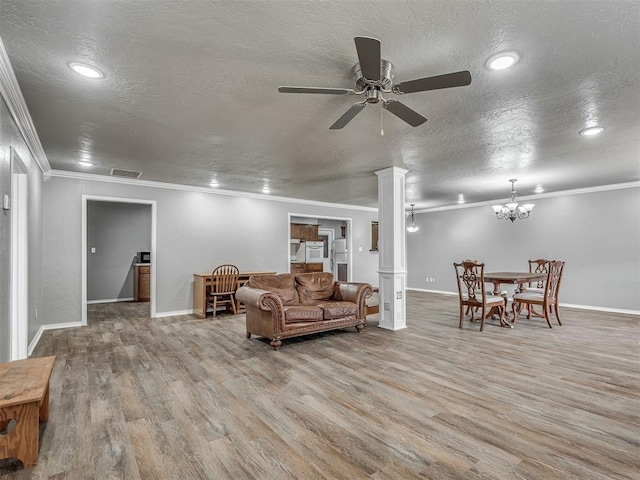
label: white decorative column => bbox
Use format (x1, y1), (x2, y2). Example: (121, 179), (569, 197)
(375, 166), (407, 330)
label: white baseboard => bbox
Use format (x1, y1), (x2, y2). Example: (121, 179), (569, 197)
(407, 288), (457, 296)
(87, 297), (134, 304)
(406, 288), (640, 316)
(28, 321), (83, 356)
(154, 309), (195, 318)
(558, 303), (639, 316)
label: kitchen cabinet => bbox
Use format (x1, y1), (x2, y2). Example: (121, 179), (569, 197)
(290, 263), (324, 274)
(290, 223), (302, 239)
(290, 223), (319, 241)
(134, 264), (150, 302)
(290, 263), (306, 275)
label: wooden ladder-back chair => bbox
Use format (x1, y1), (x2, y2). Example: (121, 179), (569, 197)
(453, 260), (506, 332)
(207, 264), (240, 318)
(512, 260), (565, 328)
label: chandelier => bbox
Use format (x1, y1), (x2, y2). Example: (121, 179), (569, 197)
(406, 204), (419, 232)
(491, 179), (535, 222)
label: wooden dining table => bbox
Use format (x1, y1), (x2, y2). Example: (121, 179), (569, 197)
(484, 271), (548, 325)
(484, 271), (547, 295)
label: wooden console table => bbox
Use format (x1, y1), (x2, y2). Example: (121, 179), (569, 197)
(0, 356), (55, 467)
(193, 271), (276, 318)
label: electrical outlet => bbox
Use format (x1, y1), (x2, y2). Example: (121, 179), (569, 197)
(384, 302), (390, 311)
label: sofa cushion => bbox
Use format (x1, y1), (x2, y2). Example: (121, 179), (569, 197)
(317, 301), (358, 319)
(295, 272), (335, 304)
(248, 273), (299, 306)
(283, 305), (324, 323)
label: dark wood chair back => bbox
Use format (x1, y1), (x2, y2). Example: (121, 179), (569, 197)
(454, 259), (487, 305)
(453, 259), (505, 332)
(543, 260), (565, 303)
(528, 259), (551, 288)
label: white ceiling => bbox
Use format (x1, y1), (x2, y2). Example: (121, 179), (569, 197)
(1, 1), (639, 209)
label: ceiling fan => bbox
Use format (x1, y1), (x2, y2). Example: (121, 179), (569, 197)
(278, 36), (472, 130)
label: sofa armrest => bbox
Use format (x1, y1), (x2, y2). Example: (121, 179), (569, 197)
(333, 282), (373, 318)
(236, 286), (284, 312)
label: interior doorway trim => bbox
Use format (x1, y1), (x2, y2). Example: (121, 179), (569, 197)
(81, 195), (157, 325)
(10, 148), (28, 360)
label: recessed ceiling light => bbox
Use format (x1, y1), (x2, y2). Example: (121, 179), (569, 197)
(485, 52), (519, 70)
(69, 62), (104, 79)
(534, 184), (544, 193)
(457, 194), (465, 204)
(78, 160), (94, 167)
(579, 126), (604, 136)
(209, 179), (219, 187)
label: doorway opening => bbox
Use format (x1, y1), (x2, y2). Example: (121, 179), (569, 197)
(9, 148), (28, 360)
(82, 196), (157, 325)
(288, 214), (351, 281)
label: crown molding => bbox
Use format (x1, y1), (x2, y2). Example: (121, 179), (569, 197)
(0, 37), (51, 174)
(416, 181), (640, 213)
(49, 169), (379, 212)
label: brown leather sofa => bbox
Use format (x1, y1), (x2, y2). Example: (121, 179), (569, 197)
(235, 272), (373, 350)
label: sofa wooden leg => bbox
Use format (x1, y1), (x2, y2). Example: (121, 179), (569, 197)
(245, 332), (251, 338)
(270, 340), (282, 350)
(356, 324), (365, 333)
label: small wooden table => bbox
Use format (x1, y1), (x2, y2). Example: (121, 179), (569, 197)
(193, 271), (276, 318)
(0, 356), (55, 467)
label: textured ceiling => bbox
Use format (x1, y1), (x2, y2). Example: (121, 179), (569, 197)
(1, 0), (639, 208)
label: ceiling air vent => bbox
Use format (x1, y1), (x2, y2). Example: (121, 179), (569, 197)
(110, 168), (142, 179)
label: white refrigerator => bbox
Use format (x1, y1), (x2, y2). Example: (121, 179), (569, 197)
(332, 238), (348, 281)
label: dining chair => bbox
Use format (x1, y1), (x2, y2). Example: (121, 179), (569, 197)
(524, 258), (551, 317)
(207, 264), (240, 318)
(512, 260), (565, 328)
(527, 258), (551, 293)
(453, 260), (507, 332)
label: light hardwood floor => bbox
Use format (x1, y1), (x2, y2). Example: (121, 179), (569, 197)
(1, 292), (638, 479)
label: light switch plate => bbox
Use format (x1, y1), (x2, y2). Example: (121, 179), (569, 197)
(2, 195), (9, 210)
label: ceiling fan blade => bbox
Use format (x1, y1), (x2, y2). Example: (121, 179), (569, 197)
(278, 86), (355, 95)
(382, 100), (427, 127)
(354, 36), (381, 82)
(393, 70), (472, 94)
(329, 103), (366, 129)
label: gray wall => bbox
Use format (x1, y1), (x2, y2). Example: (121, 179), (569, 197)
(0, 96), (44, 361)
(87, 201), (151, 302)
(42, 176), (379, 324)
(407, 186), (640, 312)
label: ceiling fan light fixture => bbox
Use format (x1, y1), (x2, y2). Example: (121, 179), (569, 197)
(579, 126), (604, 136)
(486, 52), (519, 70)
(69, 62), (104, 79)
